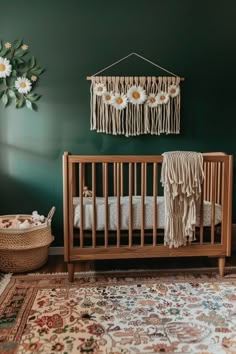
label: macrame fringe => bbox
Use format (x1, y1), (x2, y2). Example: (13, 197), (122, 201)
(90, 76), (181, 137)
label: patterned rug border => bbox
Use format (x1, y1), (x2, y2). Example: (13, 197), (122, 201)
(8, 270), (236, 290)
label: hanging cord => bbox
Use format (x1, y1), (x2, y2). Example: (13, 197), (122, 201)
(89, 52), (181, 78)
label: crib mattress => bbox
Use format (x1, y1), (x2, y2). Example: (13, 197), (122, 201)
(73, 196), (222, 231)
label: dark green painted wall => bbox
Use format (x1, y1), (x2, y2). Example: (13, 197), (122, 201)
(0, 0), (235, 246)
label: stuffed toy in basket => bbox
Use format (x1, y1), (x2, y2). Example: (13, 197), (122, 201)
(0, 207), (55, 273)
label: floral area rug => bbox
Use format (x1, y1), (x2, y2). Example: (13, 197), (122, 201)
(0, 272), (236, 353)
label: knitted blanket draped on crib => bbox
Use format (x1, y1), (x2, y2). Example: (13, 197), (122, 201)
(161, 151), (204, 248)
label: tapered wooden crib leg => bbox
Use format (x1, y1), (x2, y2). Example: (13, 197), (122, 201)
(218, 257), (225, 277)
(68, 263), (75, 282)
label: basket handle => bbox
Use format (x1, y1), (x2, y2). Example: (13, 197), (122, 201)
(47, 206), (56, 223)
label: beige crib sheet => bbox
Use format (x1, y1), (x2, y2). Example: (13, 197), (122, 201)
(73, 196), (222, 231)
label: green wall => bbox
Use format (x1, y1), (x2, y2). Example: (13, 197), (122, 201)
(0, 0), (235, 246)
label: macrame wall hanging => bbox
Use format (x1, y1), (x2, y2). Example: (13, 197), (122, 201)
(87, 53), (184, 137)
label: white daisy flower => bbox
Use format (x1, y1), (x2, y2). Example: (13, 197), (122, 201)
(168, 84), (180, 98)
(157, 91), (169, 105)
(0, 56), (12, 78)
(15, 77), (32, 94)
(112, 93), (128, 110)
(94, 83), (107, 96)
(127, 85), (147, 105)
(102, 91), (114, 105)
(146, 93), (158, 108)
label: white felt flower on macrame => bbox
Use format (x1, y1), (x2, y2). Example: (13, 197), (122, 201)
(102, 91), (114, 105)
(0, 56), (12, 78)
(157, 91), (169, 105)
(146, 93), (159, 108)
(112, 93), (128, 110)
(94, 83), (107, 96)
(127, 85), (147, 105)
(15, 77), (32, 94)
(168, 84), (180, 98)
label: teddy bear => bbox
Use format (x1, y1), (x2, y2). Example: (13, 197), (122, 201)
(32, 211), (45, 226)
(83, 186), (93, 198)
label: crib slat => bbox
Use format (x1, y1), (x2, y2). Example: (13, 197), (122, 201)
(141, 163), (145, 246)
(120, 162), (123, 196)
(134, 162), (137, 196)
(144, 163), (147, 196)
(116, 163), (121, 247)
(217, 162), (222, 204)
(129, 163), (133, 247)
(113, 163), (117, 196)
(203, 162), (207, 201)
(92, 163), (96, 248)
(199, 180), (204, 244)
(211, 163), (216, 244)
(104, 163), (108, 248)
(79, 163), (84, 248)
(153, 163), (157, 246)
(208, 163), (211, 201)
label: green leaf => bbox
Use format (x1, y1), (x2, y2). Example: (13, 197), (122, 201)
(0, 90), (4, 99)
(16, 95), (25, 108)
(26, 99), (37, 111)
(29, 56), (36, 68)
(12, 57), (25, 66)
(13, 39), (23, 49)
(8, 89), (16, 99)
(12, 69), (17, 77)
(31, 68), (44, 75)
(0, 47), (9, 57)
(26, 99), (32, 110)
(26, 93), (41, 101)
(0, 41), (2, 52)
(15, 49), (27, 57)
(2, 93), (8, 106)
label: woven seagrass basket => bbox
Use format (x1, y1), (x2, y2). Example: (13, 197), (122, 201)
(0, 207), (55, 273)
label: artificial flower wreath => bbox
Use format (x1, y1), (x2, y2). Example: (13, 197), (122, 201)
(0, 39), (43, 110)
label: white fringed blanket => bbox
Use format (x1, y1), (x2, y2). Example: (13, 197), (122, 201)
(161, 151), (204, 248)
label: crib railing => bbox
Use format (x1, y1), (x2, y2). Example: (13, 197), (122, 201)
(63, 153), (233, 257)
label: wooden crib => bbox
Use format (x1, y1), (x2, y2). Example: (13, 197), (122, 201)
(63, 152), (233, 282)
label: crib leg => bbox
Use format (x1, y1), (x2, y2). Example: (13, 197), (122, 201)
(68, 263), (75, 282)
(218, 257), (225, 277)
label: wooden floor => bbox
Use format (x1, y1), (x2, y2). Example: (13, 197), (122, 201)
(34, 253), (236, 274)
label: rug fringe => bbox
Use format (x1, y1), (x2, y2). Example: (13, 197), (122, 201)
(0, 273), (12, 295)
(26, 266), (236, 277)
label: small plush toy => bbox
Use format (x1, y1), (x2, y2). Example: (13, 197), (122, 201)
(0, 219), (10, 228)
(32, 211), (45, 225)
(83, 186), (93, 198)
(10, 215), (20, 228)
(19, 219), (31, 229)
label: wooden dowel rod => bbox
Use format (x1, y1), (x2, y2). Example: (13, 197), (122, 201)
(87, 76), (185, 81)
